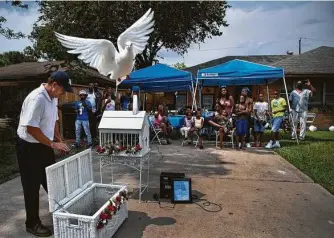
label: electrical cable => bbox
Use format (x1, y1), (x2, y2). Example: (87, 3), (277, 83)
(152, 193), (222, 213)
(191, 194), (222, 213)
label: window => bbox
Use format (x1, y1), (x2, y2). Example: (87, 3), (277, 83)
(325, 79), (334, 105)
(202, 95), (214, 110)
(308, 79), (324, 105)
(280, 79), (294, 99)
(175, 94), (186, 110)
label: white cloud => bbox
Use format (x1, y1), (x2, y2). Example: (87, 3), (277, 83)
(1, 2), (333, 68)
(0, 4), (39, 53)
(160, 1), (334, 67)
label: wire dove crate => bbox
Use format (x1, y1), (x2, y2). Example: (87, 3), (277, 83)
(98, 111), (150, 157)
(46, 149), (128, 238)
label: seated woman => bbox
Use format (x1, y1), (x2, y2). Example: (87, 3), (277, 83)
(154, 104), (172, 144)
(194, 108), (205, 149)
(180, 111), (195, 143)
(209, 105), (232, 149)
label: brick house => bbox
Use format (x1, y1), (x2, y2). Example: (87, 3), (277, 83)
(183, 46), (334, 129)
(0, 61), (115, 137)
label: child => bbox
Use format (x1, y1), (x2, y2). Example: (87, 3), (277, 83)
(253, 93), (268, 147)
(234, 95), (249, 150)
(180, 111), (195, 142)
(194, 109), (205, 149)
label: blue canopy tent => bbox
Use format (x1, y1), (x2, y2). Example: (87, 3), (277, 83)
(195, 59), (297, 143)
(197, 59), (284, 86)
(121, 63), (196, 108)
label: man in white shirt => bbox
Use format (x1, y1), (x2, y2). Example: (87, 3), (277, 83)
(87, 83), (97, 140)
(289, 79), (316, 140)
(16, 71), (71, 237)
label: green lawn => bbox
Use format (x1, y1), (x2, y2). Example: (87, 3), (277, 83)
(273, 131), (334, 194)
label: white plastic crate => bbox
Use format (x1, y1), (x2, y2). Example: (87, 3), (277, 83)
(98, 111), (150, 157)
(46, 149), (128, 238)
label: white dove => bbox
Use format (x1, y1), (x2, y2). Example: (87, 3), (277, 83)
(55, 8), (154, 85)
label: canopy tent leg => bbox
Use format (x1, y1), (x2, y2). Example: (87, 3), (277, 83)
(283, 76), (299, 145)
(266, 81), (271, 112)
(192, 77), (199, 111)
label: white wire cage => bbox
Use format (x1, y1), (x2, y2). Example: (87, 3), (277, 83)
(98, 111), (150, 157)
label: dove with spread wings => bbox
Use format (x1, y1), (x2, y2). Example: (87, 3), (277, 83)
(55, 8), (154, 86)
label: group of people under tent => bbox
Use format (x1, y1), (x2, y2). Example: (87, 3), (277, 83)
(152, 79), (316, 150)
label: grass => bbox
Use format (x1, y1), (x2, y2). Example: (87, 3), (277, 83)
(0, 141), (20, 184)
(272, 131), (334, 194)
(0, 127), (87, 185)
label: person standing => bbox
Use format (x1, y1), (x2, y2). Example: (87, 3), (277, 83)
(120, 88), (132, 111)
(87, 83), (97, 140)
(265, 90), (287, 149)
(289, 79), (316, 140)
(73, 90), (93, 148)
(216, 86), (234, 116)
(93, 82), (103, 135)
(241, 87), (253, 148)
(253, 93), (268, 147)
(16, 71), (71, 237)
(234, 95), (249, 150)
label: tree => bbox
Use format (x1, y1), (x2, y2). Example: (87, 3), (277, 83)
(172, 62), (187, 70)
(0, 1), (28, 39)
(0, 48), (37, 67)
(30, 1), (229, 70)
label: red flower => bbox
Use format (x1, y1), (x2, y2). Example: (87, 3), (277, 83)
(107, 213), (112, 219)
(99, 212), (108, 220)
(97, 221), (104, 229)
(107, 205), (114, 211)
(116, 196), (122, 202)
(120, 146), (125, 151)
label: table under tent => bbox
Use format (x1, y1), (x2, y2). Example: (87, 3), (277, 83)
(195, 59), (298, 144)
(122, 63), (197, 112)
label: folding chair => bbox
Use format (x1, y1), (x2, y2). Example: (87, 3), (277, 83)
(181, 130), (199, 147)
(306, 113), (316, 126)
(148, 116), (163, 145)
(215, 117), (235, 148)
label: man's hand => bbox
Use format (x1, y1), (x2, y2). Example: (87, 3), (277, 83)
(51, 142), (70, 152)
(305, 79), (311, 86)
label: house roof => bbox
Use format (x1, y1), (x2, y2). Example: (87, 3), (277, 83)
(0, 61), (114, 83)
(184, 55), (291, 76)
(271, 46), (334, 74)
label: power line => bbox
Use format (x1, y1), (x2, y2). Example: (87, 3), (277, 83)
(187, 38), (299, 52)
(185, 37), (334, 52)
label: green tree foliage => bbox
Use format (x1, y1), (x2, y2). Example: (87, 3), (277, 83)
(30, 1), (229, 69)
(0, 49), (37, 67)
(172, 62), (187, 70)
(0, 1), (28, 39)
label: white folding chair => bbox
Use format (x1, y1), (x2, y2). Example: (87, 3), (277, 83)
(181, 130), (199, 147)
(306, 113), (316, 125)
(215, 117), (235, 148)
(148, 116), (164, 145)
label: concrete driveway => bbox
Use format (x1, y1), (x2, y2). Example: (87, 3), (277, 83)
(0, 142), (333, 238)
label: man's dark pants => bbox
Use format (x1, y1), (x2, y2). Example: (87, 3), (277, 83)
(16, 138), (55, 228)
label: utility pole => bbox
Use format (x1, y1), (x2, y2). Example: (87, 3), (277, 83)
(299, 37), (302, 54)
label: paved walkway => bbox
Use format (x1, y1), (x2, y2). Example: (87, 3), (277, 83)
(0, 142), (333, 238)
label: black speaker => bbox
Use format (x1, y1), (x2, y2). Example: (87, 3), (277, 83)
(160, 172), (185, 199)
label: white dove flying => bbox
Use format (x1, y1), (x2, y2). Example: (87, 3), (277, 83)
(55, 8), (154, 86)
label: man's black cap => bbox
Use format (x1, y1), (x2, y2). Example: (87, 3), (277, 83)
(50, 71), (73, 93)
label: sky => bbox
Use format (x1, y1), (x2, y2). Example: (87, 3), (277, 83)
(0, 1), (334, 67)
